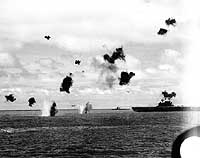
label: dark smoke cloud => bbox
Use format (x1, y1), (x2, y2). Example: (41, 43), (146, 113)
(5, 94), (16, 102)
(162, 90), (176, 100)
(119, 71), (135, 85)
(28, 97), (36, 107)
(157, 28), (168, 35)
(44, 35), (51, 40)
(60, 73), (73, 93)
(165, 18), (176, 26)
(103, 47), (125, 64)
(75, 60), (81, 65)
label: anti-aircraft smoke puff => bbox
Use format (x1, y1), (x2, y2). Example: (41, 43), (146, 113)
(103, 47), (125, 64)
(119, 71), (135, 86)
(165, 18), (176, 26)
(28, 97), (36, 107)
(5, 94), (16, 102)
(162, 90), (176, 100)
(60, 73), (73, 93)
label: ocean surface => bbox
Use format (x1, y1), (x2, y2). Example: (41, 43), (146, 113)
(0, 109), (200, 158)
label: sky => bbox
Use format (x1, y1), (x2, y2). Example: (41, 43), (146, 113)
(0, 0), (195, 110)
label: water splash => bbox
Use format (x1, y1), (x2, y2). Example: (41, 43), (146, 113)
(79, 102), (93, 114)
(79, 104), (85, 114)
(41, 100), (51, 116)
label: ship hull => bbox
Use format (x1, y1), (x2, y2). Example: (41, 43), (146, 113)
(132, 106), (200, 112)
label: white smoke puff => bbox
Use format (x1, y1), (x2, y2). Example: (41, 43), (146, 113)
(41, 100), (51, 116)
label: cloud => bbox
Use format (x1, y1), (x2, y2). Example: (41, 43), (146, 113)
(161, 49), (184, 65)
(36, 58), (64, 70)
(0, 87), (22, 94)
(145, 68), (157, 74)
(21, 56), (66, 79)
(139, 48), (184, 81)
(150, 49), (184, 79)
(158, 64), (175, 72)
(55, 36), (122, 52)
(78, 87), (112, 95)
(0, 52), (32, 79)
(0, 0), (186, 109)
(0, 0), (183, 52)
(115, 54), (141, 71)
(0, 53), (19, 68)
(164, 49), (181, 58)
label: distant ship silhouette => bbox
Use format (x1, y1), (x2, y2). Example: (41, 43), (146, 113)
(132, 91), (200, 112)
(112, 106), (129, 110)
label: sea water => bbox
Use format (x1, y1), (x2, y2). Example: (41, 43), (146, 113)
(0, 110), (199, 158)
